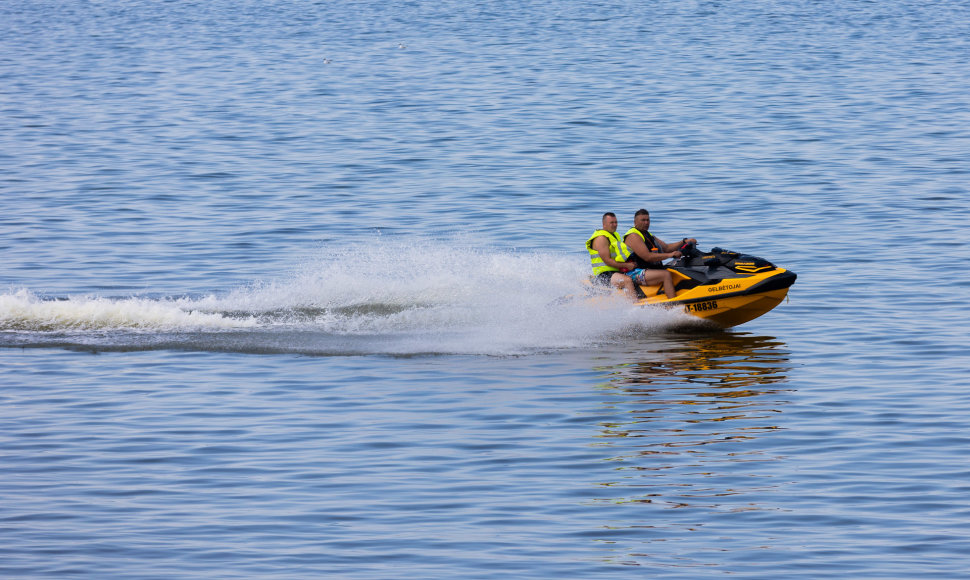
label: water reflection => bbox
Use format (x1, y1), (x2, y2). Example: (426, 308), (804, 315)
(590, 332), (792, 511)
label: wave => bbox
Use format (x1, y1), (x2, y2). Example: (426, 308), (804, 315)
(0, 243), (705, 355)
(0, 290), (256, 332)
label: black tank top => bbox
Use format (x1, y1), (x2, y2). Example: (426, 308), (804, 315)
(627, 229), (665, 270)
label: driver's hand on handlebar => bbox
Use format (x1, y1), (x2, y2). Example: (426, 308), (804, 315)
(671, 251), (682, 259)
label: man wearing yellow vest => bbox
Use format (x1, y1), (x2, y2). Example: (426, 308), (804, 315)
(622, 208), (697, 299)
(586, 212), (638, 299)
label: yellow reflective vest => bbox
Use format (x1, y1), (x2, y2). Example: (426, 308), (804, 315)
(586, 229), (629, 275)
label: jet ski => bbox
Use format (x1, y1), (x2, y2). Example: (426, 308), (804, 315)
(632, 243), (796, 328)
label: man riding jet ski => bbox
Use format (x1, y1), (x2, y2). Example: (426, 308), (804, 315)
(621, 209), (696, 299)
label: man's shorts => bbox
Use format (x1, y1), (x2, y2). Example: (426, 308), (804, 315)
(628, 268), (665, 285)
(627, 268), (648, 285)
(593, 271), (620, 286)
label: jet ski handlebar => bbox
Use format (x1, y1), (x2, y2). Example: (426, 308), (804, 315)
(676, 240), (699, 260)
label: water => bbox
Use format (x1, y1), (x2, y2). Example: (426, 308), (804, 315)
(2, 0), (970, 577)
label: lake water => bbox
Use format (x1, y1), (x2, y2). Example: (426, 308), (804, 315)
(2, 0), (970, 577)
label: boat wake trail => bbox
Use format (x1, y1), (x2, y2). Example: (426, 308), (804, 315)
(1, 243), (703, 356)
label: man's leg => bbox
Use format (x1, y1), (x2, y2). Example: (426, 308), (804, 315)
(631, 269), (677, 299)
(609, 273), (638, 301)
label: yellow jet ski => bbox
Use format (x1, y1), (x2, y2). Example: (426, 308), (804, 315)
(634, 243), (796, 328)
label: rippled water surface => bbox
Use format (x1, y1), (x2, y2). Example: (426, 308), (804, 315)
(2, 0), (970, 578)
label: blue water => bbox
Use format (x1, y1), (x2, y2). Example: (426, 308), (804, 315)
(3, 0), (970, 577)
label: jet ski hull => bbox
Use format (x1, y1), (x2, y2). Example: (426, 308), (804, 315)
(633, 257), (797, 328)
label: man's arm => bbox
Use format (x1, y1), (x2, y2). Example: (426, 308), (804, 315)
(627, 234), (681, 262)
(592, 236), (634, 270)
(657, 237), (697, 253)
